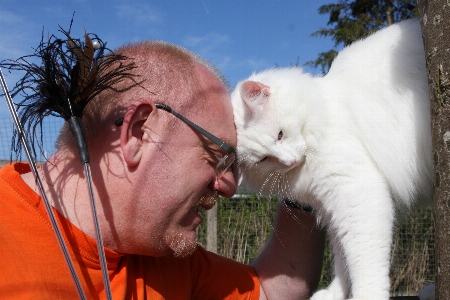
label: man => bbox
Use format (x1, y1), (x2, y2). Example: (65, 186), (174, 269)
(0, 41), (325, 299)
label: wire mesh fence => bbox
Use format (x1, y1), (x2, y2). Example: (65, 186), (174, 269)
(196, 195), (435, 296)
(0, 116), (63, 162)
(0, 117), (435, 296)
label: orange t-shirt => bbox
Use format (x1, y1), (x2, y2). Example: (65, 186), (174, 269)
(0, 163), (260, 299)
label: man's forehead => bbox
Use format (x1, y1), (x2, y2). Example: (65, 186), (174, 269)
(190, 63), (236, 141)
(194, 63), (227, 90)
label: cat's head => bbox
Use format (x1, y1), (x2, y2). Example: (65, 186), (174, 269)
(231, 69), (310, 188)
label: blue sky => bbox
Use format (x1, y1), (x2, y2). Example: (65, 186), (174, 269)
(0, 0), (334, 158)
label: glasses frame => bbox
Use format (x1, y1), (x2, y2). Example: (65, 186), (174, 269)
(155, 104), (236, 178)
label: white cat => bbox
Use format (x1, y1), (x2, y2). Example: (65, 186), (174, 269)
(231, 19), (431, 300)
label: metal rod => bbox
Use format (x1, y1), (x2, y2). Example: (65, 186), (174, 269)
(83, 163), (113, 299)
(0, 68), (87, 300)
(68, 115), (113, 299)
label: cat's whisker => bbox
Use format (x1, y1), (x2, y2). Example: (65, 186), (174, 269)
(269, 173), (282, 198)
(278, 176), (307, 223)
(260, 172), (274, 195)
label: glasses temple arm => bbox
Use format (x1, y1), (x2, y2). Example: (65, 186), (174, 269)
(155, 103), (234, 153)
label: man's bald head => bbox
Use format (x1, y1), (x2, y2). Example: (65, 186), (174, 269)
(56, 41), (227, 151)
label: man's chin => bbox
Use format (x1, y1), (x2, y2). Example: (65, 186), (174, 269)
(164, 230), (198, 258)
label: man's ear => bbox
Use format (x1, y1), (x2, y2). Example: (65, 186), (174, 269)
(120, 98), (157, 167)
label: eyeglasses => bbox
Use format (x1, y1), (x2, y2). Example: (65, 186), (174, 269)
(156, 104), (236, 178)
(115, 103), (236, 179)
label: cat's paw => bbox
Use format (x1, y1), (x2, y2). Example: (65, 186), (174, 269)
(310, 288), (345, 300)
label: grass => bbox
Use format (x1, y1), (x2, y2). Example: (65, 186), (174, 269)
(197, 196), (435, 295)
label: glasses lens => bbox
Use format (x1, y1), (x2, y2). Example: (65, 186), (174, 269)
(216, 151), (236, 178)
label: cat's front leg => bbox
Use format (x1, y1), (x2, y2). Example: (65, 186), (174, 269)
(309, 150), (395, 300)
(328, 171), (394, 300)
(310, 236), (349, 300)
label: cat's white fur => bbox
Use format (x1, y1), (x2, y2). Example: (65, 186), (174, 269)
(231, 19), (431, 300)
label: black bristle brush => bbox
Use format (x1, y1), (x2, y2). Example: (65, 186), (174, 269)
(2, 25), (139, 161)
(1, 21), (141, 300)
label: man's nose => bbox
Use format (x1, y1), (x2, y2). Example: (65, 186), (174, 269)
(212, 170), (237, 198)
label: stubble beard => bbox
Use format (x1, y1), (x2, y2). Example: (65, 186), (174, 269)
(164, 191), (219, 258)
(163, 229), (198, 258)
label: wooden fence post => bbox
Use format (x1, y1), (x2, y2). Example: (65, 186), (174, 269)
(206, 204), (218, 253)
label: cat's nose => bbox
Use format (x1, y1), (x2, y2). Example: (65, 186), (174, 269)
(280, 158), (297, 168)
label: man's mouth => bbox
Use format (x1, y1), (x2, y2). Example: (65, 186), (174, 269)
(194, 205), (207, 214)
(194, 191), (219, 212)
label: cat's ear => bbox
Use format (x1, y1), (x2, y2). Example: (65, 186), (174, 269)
(240, 81), (270, 115)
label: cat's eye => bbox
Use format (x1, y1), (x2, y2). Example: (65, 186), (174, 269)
(278, 130), (283, 140)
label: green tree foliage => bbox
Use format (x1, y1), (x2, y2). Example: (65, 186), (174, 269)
(306, 0), (418, 74)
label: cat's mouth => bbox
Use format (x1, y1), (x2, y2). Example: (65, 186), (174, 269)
(256, 155), (303, 174)
(277, 161), (300, 174)
(277, 165), (296, 174)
